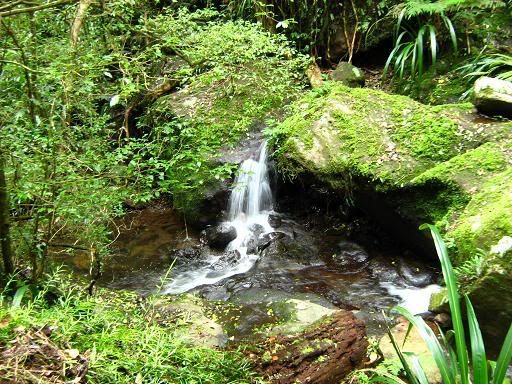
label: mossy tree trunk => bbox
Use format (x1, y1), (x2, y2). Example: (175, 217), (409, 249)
(0, 151), (14, 275)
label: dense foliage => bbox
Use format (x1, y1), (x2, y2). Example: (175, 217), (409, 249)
(0, 0), (306, 281)
(0, 0), (511, 382)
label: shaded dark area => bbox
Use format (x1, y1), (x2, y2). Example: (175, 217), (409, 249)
(274, 172), (439, 261)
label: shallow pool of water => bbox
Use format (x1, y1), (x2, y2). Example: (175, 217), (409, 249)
(56, 206), (441, 340)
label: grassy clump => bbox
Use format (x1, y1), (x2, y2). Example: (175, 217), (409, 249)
(0, 279), (263, 384)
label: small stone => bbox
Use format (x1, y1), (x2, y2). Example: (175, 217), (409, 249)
(473, 76), (512, 118)
(329, 62), (365, 87)
(434, 312), (451, 328)
(202, 223), (237, 250)
(65, 349), (80, 359)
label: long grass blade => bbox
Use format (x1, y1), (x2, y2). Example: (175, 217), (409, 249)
(421, 224), (469, 384)
(385, 314), (421, 384)
(442, 14), (458, 52)
(416, 26), (425, 77)
(398, 44), (414, 80)
(11, 286), (28, 309)
(493, 323), (512, 384)
(410, 43), (417, 79)
(428, 25), (437, 67)
(395, 306), (455, 384)
(383, 32), (407, 78)
(465, 295), (488, 384)
(441, 329), (459, 377)
(395, 8), (407, 41)
(406, 353), (430, 384)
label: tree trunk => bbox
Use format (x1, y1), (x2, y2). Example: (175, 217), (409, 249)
(0, 152), (14, 275)
(247, 310), (368, 384)
(70, 0), (94, 48)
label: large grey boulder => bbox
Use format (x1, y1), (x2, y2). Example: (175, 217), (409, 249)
(473, 76), (512, 118)
(272, 83), (512, 345)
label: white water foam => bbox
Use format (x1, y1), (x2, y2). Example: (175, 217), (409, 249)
(165, 142), (273, 294)
(381, 283), (442, 314)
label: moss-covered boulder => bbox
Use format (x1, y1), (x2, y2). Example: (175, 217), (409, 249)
(270, 83), (512, 343)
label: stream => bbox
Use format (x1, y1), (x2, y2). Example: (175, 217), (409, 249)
(59, 141), (441, 340)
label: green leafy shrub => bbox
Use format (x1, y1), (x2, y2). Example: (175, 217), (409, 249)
(225, 0), (391, 62)
(0, 3), (307, 279)
(459, 52), (512, 82)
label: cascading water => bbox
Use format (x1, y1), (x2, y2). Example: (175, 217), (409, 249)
(165, 142), (274, 293)
(228, 141), (272, 219)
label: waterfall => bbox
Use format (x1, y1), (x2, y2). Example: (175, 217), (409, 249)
(164, 141), (274, 294)
(228, 141), (272, 220)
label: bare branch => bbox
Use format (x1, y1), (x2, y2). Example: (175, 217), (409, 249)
(0, 59), (43, 73)
(0, 0), (77, 17)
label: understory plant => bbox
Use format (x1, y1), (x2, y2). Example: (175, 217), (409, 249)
(0, 270), (263, 383)
(225, 0), (384, 62)
(358, 225), (512, 384)
(384, 3), (458, 84)
(459, 52), (512, 83)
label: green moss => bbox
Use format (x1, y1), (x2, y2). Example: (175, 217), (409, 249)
(412, 142), (509, 191)
(390, 106), (459, 161)
(270, 83), (471, 189)
(448, 168), (512, 265)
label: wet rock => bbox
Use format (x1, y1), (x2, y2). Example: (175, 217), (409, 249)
(270, 299), (337, 335)
(209, 249), (242, 277)
(153, 295), (227, 347)
(331, 241), (370, 269)
(170, 247), (201, 263)
(268, 213), (282, 228)
(380, 318), (441, 384)
(202, 223), (237, 249)
(248, 310), (367, 384)
(257, 231), (286, 252)
(199, 285), (230, 301)
(329, 62), (365, 87)
(248, 223), (265, 237)
(473, 76), (512, 118)
(434, 312), (452, 328)
(222, 250), (242, 265)
(260, 234), (317, 264)
(368, 257), (400, 282)
(398, 261), (434, 287)
(245, 237), (258, 255)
